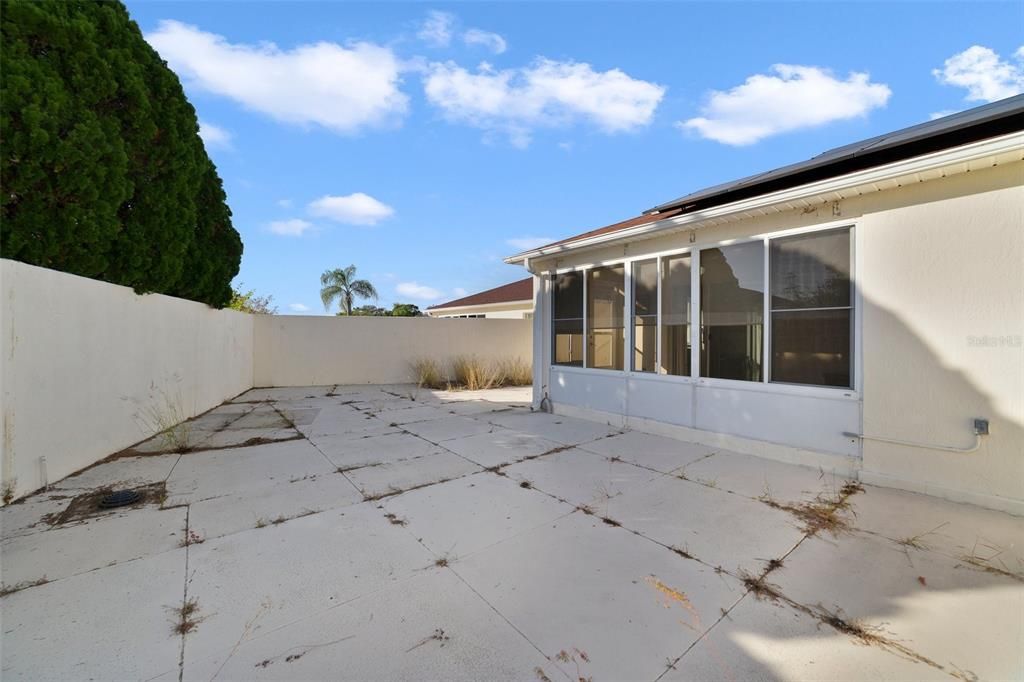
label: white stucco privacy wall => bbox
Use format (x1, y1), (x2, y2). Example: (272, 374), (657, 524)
(0, 259), (254, 501)
(253, 315), (532, 387)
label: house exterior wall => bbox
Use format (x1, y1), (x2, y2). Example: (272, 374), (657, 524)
(528, 161), (1023, 513)
(253, 315), (532, 386)
(0, 259), (255, 501)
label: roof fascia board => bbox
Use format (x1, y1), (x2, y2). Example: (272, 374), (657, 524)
(504, 131), (1024, 265)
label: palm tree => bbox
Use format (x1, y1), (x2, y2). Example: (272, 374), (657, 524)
(320, 265), (378, 315)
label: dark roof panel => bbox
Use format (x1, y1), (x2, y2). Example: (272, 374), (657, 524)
(427, 277), (533, 310)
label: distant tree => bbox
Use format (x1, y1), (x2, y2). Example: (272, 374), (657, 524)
(228, 285), (277, 314)
(390, 303), (422, 317)
(320, 265), (378, 315)
(349, 305), (389, 316)
(0, 0), (241, 307)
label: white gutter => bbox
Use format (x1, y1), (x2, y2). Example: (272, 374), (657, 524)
(504, 130), (1024, 265)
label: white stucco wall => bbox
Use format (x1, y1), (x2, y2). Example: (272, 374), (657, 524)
(858, 170), (1024, 510)
(253, 315), (532, 386)
(0, 260), (254, 501)
(527, 161), (1024, 512)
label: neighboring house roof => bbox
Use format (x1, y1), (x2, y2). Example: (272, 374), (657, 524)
(427, 277), (533, 311)
(507, 95), (1024, 263)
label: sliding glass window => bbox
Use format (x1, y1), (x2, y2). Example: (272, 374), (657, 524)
(770, 228), (852, 387)
(700, 242), (764, 382)
(660, 253), (691, 376)
(632, 259), (658, 372)
(551, 272), (583, 367)
(586, 265), (625, 371)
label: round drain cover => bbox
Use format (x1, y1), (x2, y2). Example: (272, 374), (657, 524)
(99, 489), (142, 509)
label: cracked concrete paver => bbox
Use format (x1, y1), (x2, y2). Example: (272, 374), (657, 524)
(182, 502), (432, 665)
(679, 448), (842, 505)
(453, 511), (746, 681)
(50, 452), (180, 491)
(381, 472), (571, 558)
(401, 415), (498, 443)
(1, 505), (186, 587)
(187, 473), (364, 541)
(163, 438), (336, 506)
(0, 547), (186, 681)
(608, 474), (807, 576)
(316, 431), (444, 470)
(440, 429), (563, 469)
(500, 445), (664, 509)
(770, 528), (1024, 679)
(183, 568), (553, 681)
(663, 594), (947, 681)
(485, 410), (621, 445)
(578, 430), (717, 473)
(343, 451), (483, 499)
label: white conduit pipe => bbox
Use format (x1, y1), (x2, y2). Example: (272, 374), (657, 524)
(842, 431), (986, 454)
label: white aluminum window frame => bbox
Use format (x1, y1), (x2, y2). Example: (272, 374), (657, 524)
(545, 218), (860, 401)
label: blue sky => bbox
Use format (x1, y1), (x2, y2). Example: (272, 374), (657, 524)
(124, 1), (1024, 314)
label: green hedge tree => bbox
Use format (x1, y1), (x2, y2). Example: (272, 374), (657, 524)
(1, 0), (241, 307)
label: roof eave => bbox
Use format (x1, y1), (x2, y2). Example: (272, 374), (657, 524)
(505, 130), (1024, 266)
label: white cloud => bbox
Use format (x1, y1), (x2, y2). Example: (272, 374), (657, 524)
(146, 20), (408, 134)
(463, 28), (507, 55)
(396, 282), (443, 301)
(933, 45), (1024, 102)
(506, 236), (555, 251)
(276, 198), (293, 208)
(288, 303), (311, 312)
(198, 120), (232, 148)
(418, 10), (454, 47)
(929, 109), (960, 121)
(680, 65), (891, 146)
(307, 193), (394, 225)
(268, 218), (313, 236)
(452, 287), (468, 297)
(424, 58), (665, 147)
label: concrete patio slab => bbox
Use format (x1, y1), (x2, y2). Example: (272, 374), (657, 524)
(770, 528), (1024, 679)
(1, 504), (186, 587)
(501, 446), (664, 509)
(485, 410), (622, 445)
(664, 595), (946, 681)
(847, 484), (1024, 577)
(51, 452), (181, 491)
(453, 511), (746, 681)
(182, 502), (432, 664)
(4, 384), (1021, 680)
(401, 415), (498, 443)
(381, 472), (571, 558)
(182, 567), (553, 682)
(342, 451), (483, 499)
(187, 473), (364, 541)
(578, 430), (717, 473)
(608, 474), (807, 575)
(440, 429), (562, 468)
(317, 431), (445, 471)
(164, 439), (335, 506)
(680, 449), (841, 505)
(0, 548), (186, 681)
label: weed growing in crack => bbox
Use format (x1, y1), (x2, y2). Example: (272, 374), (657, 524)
(957, 538), (1024, 582)
(405, 628), (450, 653)
(0, 575), (50, 597)
(1, 478), (17, 505)
(670, 545), (694, 560)
(895, 522), (950, 552)
(575, 504), (595, 516)
(760, 479), (863, 537)
(519, 480), (533, 489)
(600, 516), (621, 527)
(179, 529), (204, 547)
(384, 512), (407, 526)
(534, 667), (554, 682)
(173, 597), (202, 636)
(554, 648), (592, 682)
